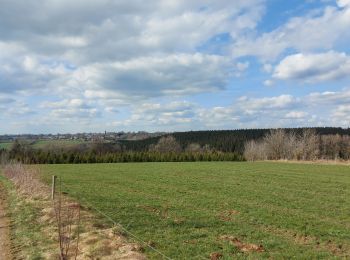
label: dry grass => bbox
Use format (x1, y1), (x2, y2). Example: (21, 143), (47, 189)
(3, 163), (49, 198)
(2, 163), (146, 259)
(267, 159), (350, 165)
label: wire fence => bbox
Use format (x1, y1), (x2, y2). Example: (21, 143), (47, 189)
(58, 179), (174, 260)
(1, 162), (209, 259)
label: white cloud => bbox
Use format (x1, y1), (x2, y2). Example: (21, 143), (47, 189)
(233, 2), (350, 61)
(0, 1), (263, 102)
(237, 95), (299, 111)
(307, 89), (350, 104)
(337, 0), (350, 8)
(110, 101), (198, 130)
(285, 111), (308, 119)
(263, 63), (273, 73)
(0, 101), (35, 118)
(189, 89), (350, 128)
(39, 93), (308, 130)
(74, 53), (234, 99)
(1, 0), (350, 132)
(263, 80), (274, 86)
(273, 51), (350, 82)
(41, 99), (90, 109)
(332, 104), (350, 126)
(40, 99), (100, 119)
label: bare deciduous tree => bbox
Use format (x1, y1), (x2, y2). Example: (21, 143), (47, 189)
(243, 129), (330, 161)
(149, 136), (182, 153)
(298, 129), (319, 160)
(263, 129), (289, 160)
(185, 143), (202, 152)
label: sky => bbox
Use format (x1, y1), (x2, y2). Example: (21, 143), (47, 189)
(1, 0), (350, 134)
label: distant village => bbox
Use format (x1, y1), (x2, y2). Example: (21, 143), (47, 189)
(0, 131), (165, 143)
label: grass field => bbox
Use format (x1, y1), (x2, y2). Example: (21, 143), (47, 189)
(40, 162), (350, 259)
(0, 142), (13, 149)
(0, 139), (86, 150)
(31, 139), (86, 149)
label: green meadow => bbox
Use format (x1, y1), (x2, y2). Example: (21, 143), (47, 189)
(0, 142), (13, 149)
(0, 139), (86, 150)
(31, 139), (85, 149)
(41, 162), (350, 259)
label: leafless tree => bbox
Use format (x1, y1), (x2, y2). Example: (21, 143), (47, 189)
(298, 129), (320, 160)
(244, 139), (269, 161)
(320, 134), (350, 160)
(185, 143), (202, 152)
(243, 129), (344, 161)
(149, 136), (182, 153)
(263, 129), (290, 160)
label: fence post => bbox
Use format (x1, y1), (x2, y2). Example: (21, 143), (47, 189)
(52, 175), (57, 200)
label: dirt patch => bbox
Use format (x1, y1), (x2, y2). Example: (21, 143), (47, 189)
(220, 235), (264, 253)
(217, 210), (240, 221)
(210, 252), (223, 259)
(261, 225), (350, 257)
(0, 183), (12, 260)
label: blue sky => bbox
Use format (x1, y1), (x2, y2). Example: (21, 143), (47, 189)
(0, 0), (350, 134)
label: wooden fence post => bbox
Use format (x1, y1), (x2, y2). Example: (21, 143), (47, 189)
(52, 175), (57, 200)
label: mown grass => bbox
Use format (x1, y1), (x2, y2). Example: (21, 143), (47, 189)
(40, 162), (350, 259)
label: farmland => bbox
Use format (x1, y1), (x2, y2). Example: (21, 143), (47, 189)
(0, 139), (87, 150)
(39, 162), (350, 259)
(0, 142), (12, 150)
(31, 139), (86, 149)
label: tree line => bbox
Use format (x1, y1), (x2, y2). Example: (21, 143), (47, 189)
(1, 127), (349, 164)
(120, 127), (350, 154)
(0, 136), (243, 164)
(244, 129), (350, 161)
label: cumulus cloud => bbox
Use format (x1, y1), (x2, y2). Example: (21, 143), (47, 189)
(333, 104), (350, 116)
(237, 95), (299, 111)
(273, 51), (350, 82)
(109, 101), (198, 130)
(0, 100), (35, 118)
(0, 0), (265, 109)
(233, 1), (350, 61)
(76, 53), (234, 99)
(1, 0), (350, 132)
(195, 90), (350, 128)
(337, 0), (350, 8)
(307, 89), (350, 104)
(0, 48), (75, 94)
(40, 99), (100, 119)
(332, 104), (350, 126)
(285, 111), (308, 119)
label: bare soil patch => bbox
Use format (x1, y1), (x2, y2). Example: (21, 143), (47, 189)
(261, 225), (350, 257)
(220, 235), (264, 253)
(210, 252), (223, 259)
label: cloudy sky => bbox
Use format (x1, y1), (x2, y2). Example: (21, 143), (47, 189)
(1, 0), (350, 134)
